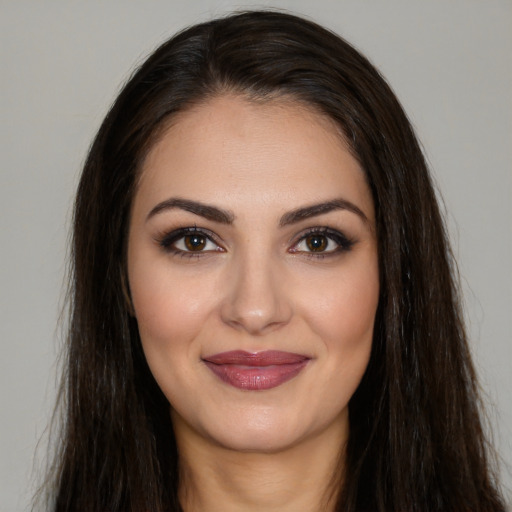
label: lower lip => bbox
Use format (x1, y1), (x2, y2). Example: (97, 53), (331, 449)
(204, 360), (309, 391)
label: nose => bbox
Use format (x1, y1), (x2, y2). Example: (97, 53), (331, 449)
(220, 251), (293, 335)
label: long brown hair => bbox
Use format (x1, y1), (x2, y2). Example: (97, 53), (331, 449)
(46, 10), (505, 511)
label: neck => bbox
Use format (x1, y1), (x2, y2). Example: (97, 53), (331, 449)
(174, 417), (346, 512)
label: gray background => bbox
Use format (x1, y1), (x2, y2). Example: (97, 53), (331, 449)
(1, 1), (510, 510)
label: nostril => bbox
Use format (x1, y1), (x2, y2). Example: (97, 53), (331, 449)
(221, 297), (293, 335)
(219, 259), (293, 334)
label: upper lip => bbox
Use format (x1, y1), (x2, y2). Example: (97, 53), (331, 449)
(203, 350), (309, 366)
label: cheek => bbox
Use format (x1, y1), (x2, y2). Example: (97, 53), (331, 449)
(300, 258), (379, 377)
(129, 257), (218, 357)
(128, 261), (220, 410)
(304, 260), (378, 338)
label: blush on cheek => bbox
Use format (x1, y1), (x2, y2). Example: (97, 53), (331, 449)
(308, 283), (378, 345)
(131, 266), (207, 340)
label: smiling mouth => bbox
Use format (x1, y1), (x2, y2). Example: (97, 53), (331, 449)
(202, 350), (310, 391)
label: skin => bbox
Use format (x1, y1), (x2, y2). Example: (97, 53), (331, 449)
(127, 95), (379, 511)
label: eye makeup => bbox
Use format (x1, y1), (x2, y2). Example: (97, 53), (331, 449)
(289, 226), (356, 258)
(155, 226), (225, 258)
(154, 224), (355, 260)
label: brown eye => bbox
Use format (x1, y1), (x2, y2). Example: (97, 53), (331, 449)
(184, 234), (207, 251)
(159, 228), (222, 255)
(291, 229), (354, 256)
(305, 234), (328, 252)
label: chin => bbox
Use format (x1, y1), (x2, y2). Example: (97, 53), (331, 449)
(200, 405), (343, 455)
(211, 425), (305, 454)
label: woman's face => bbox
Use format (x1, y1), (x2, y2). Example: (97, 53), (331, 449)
(127, 95), (379, 453)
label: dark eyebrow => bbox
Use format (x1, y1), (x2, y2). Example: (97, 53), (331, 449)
(279, 198), (368, 227)
(146, 198), (235, 224)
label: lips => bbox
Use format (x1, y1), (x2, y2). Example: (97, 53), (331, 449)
(202, 350), (309, 391)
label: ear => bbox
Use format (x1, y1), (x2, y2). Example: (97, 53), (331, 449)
(120, 267), (136, 317)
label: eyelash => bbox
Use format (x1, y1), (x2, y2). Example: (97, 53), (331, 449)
(156, 226), (355, 259)
(291, 227), (355, 258)
(157, 227), (224, 258)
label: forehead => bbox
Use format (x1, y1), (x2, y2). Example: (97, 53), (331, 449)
(135, 95), (373, 222)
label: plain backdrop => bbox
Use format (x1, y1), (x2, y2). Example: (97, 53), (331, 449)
(1, 1), (511, 510)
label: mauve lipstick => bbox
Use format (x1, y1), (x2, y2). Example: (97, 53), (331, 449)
(203, 350), (309, 391)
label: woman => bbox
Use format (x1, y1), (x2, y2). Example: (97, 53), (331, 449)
(45, 10), (506, 512)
